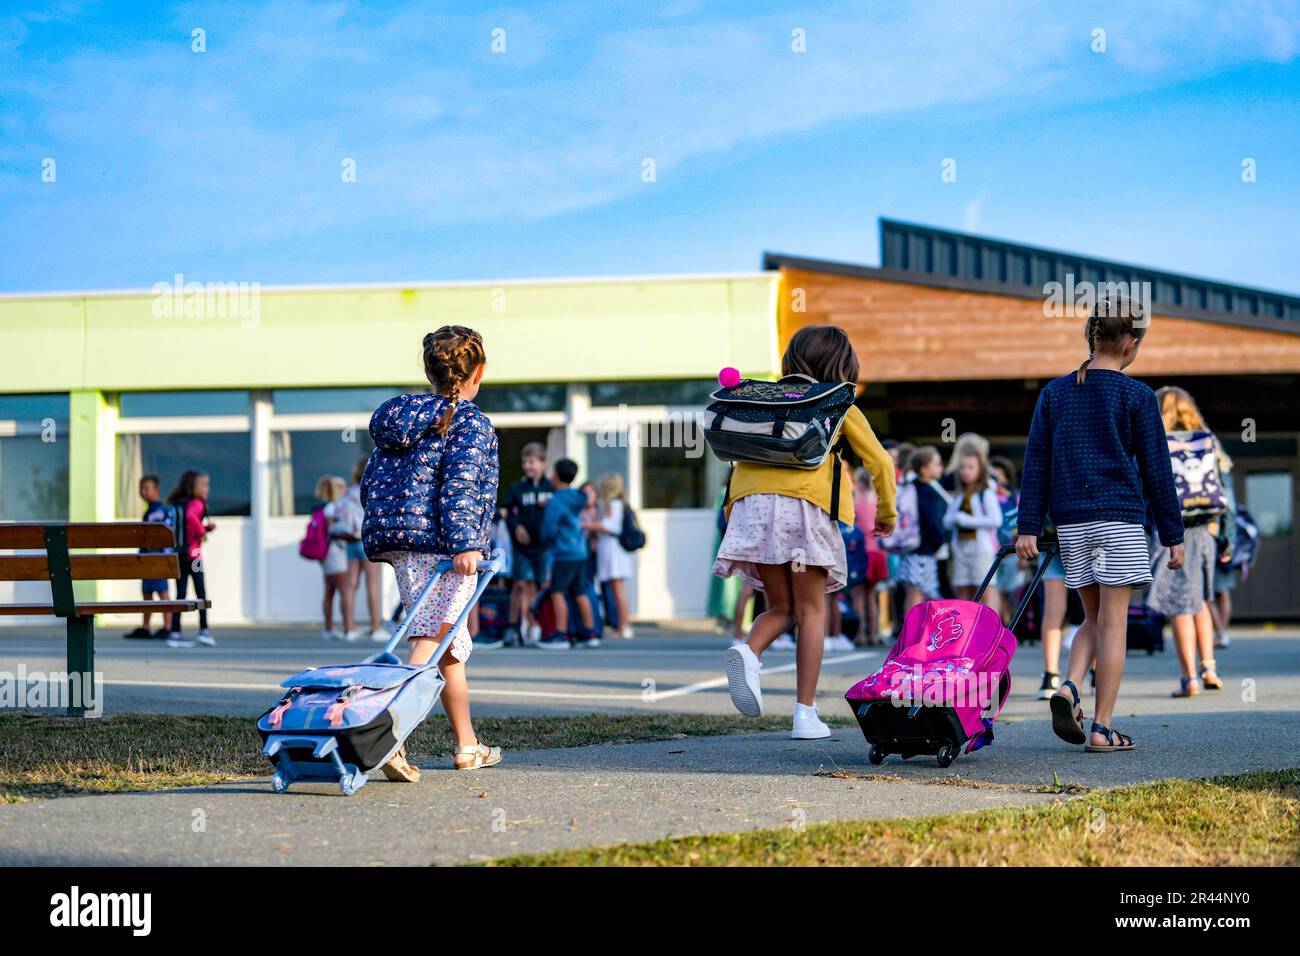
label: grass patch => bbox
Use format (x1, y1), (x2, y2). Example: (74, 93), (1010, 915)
(0, 711), (827, 799)
(487, 768), (1300, 867)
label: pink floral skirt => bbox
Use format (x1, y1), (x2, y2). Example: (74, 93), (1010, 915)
(383, 551), (476, 662)
(713, 493), (846, 593)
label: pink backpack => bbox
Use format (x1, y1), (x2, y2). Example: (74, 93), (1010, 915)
(845, 544), (1055, 768)
(299, 507), (331, 561)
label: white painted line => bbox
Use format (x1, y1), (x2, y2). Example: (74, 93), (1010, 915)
(651, 651), (877, 701)
(97, 652), (880, 704)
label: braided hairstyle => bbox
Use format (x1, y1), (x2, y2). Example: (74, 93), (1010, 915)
(1076, 291), (1147, 384)
(423, 325), (487, 436)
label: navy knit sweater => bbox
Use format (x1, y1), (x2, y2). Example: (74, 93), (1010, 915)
(1017, 369), (1184, 547)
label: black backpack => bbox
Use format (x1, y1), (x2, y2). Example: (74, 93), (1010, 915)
(703, 373), (858, 515)
(703, 373), (856, 468)
(618, 502), (646, 552)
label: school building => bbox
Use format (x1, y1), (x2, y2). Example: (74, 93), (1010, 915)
(1, 219), (1297, 623)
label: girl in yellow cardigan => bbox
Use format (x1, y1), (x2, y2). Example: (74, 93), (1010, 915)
(715, 326), (896, 738)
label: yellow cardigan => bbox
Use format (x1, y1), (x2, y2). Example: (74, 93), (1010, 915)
(725, 405), (897, 527)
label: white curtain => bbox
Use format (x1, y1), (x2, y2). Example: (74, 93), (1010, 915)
(268, 431), (295, 516)
(115, 433), (143, 518)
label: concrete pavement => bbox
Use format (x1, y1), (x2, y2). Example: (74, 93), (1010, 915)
(0, 626), (1295, 865)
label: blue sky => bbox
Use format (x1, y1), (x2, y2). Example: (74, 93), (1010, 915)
(2, 0), (1298, 293)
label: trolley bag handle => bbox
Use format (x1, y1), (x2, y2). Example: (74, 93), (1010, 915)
(975, 541), (1060, 633)
(379, 548), (506, 665)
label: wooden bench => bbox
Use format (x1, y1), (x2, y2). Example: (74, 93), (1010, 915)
(0, 522), (212, 716)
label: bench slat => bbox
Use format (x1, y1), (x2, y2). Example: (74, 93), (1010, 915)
(0, 600), (211, 617)
(0, 522), (175, 550)
(0, 553), (179, 582)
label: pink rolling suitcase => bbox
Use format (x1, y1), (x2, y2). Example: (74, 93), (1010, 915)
(845, 543), (1057, 767)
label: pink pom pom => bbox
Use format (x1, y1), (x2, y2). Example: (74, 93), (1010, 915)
(718, 366), (741, 388)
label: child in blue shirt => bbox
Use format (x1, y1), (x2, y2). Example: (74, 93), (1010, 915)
(1017, 294), (1184, 755)
(126, 474), (172, 639)
(538, 458), (599, 649)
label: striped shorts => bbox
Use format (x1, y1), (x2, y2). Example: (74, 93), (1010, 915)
(1057, 521), (1152, 589)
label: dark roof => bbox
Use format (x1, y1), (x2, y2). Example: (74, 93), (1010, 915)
(764, 218), (1300, 335)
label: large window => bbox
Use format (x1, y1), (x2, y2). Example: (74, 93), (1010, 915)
(639, 421), (727, 509)
(1245, 472), (1293, 537)
(120, 390), (250, 417)
(117, 432), (252, 516)
(476, 383), (566, 414)
(272, 387), (403, 416)
(0, 394), (69, 520)
(269, 429), (375, 516)
(590, 380), (714, 408)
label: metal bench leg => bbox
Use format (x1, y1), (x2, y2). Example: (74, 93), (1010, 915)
(66, 617), (94, 717)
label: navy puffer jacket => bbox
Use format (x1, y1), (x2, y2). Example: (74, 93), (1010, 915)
(360, 393), (499, 560)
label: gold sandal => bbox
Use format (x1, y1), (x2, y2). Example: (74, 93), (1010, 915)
(454, 743), (503, 770)
(380, 744), (421, 782)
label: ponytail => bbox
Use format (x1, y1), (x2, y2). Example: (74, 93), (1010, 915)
(1076, 291), (1147, 385)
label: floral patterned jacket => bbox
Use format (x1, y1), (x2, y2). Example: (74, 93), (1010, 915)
(360, 393), (499, 560)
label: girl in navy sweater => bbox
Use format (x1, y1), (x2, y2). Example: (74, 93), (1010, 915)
(1017, 294), (1184, 753)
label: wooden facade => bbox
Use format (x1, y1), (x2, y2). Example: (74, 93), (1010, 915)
(777, 267), (1300, 382)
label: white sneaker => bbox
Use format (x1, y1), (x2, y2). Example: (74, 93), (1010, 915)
(725, 644), (763, 717)
(344, 627), (367, 643)
(1216, 630), (1231, 649)
(195, 629), (216, 647)
(791, 703), (831, 739)
(619, 625), (635, 640)
(322, 629), (343, 641)
(527, 623), (543, 644)
(165, 633), (194, 648)
(370, 629), (389, 643)
(825, 634), (853, 653)
(770, 633), (796, 651)
(729, 637), (748, 648)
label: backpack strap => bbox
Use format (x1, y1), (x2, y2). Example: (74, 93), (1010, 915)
(829, 438), (849, 520)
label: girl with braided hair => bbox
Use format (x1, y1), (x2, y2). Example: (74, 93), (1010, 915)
(1016, 292), (1184, 754)
(360, 325), (503, 776)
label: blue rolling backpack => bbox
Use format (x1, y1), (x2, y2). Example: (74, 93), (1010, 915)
(256, 548), (505, 796)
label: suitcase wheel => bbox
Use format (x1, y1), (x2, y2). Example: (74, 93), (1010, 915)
(936, 744), (957, 769)
(868, 744), (885, 766)
(270, 770), (290, 794)
(339, 773), (360, 797)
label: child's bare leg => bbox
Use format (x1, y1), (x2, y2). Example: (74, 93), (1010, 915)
(733, 584), (753, 638)
(323, 578), (337, 632)
(826, 592), (841, 638)
(1194, 602), (1215, 668)
(790, 565), (829, 705)
(574, 593), (594, 630)
(438, 655), (476, 749)
(1064, 584), (1099, 691)
(1090, 585), (1131, 740)
(550, 590), (568, 633)
(1041, 578), (1066, 673)
(1172, 613), (1198, 680)
(749, 564), (795, 654)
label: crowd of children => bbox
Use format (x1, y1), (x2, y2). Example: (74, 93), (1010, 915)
(240, 293), (1257, 773)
